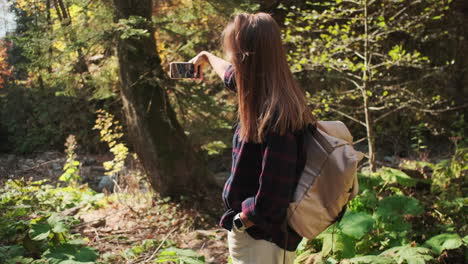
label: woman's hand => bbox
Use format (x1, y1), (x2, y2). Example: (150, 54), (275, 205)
(188, 51), (209, 79)
(240, 212), (255, 228)
(188, 51), (231, 81)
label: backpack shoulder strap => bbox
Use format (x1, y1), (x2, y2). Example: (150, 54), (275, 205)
(308, 123), (334, 154)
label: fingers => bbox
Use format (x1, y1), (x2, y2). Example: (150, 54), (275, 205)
(196, 66), (203, 80)
(187, 52), (206, 79)
(189, 55), (199, 76)
(193, 61), (198, 77)
(194, 60), (206, 77)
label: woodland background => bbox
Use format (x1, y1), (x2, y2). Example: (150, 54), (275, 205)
(0, 0), (466, 263)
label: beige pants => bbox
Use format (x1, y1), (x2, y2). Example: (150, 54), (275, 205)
(227, 228), (296, 264)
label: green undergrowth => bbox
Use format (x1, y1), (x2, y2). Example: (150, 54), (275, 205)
(1, 147), (465, 263)
(294, 147), (467, 264)
(0, 179), (104, 263)
(103, 239), (205, 264)
(0, 178), (206, 264)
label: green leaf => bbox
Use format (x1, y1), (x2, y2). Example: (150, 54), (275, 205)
(424, 233), (463, 255)
(162, 247), (200, 258)
(42, 244), (98, 264)
(346, 255), (394, 264)
(155, 247), (204, 263)
(381, 245), (433, 264)
(0, 245), (25, 259)
(179, 256), (205, 264)
(376, 195), (424, 219)
(325, 257), (339, 264)
(47, 213), (69, 233)
(29, 222), (51, 241)
(4, 256), (34, 264)
(379, 167), (419, 187)
(339, 211), (375, 239)
(321, 231), (356, 258)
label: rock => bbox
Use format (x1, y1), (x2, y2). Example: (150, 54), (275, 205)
(90, 166), (106, 174)
(98, 175), (114, 192)
(42, 151), (62, 160)
(81, 157), (97, 166)
(80, 167), (91, 181)
(51, 163), (62, 171)
(383, 155), (397, 164)
(25, 159), (34, 166)
(3, 154), (16, 170)
(18, 159), (32, 170)
(6, 154), (15, 163)
(98, 174), (118, 192)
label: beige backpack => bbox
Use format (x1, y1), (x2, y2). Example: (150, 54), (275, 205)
(287, 120), (364, 239)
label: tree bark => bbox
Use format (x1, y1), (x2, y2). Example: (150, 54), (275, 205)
(112, 0), (217, 199)
(46, 0), (53, 74)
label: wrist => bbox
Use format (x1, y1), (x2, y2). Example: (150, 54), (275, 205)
(239, 212), (254, 228)
(233, 213), (247, 232)
(200, 51), (210, 58)
(200, 51), (211, 65)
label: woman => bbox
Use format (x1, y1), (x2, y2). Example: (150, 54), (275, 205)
(189, 12), (316, 264)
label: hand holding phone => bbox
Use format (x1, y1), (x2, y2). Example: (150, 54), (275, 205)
(188, 51), (210, 78)
(169, 62), (201, 79)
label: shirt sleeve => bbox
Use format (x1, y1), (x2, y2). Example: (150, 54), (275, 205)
(241, 130), (298, 233)
(223, 64), (237, 93)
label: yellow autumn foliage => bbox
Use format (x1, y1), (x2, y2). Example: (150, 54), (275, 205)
(14, 0), (46, 14)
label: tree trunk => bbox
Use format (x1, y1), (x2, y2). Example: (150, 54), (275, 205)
(362, 82), (376, 172)
(52, 0), (88, 74)
(112, 0), (218, 199)
(46, 0), (53, 74)
(363, 0), (376, 172)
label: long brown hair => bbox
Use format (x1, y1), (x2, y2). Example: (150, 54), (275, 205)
(221, 12), (316, 143)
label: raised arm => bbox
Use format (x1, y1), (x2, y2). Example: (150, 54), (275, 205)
(188, 51), (231, 81)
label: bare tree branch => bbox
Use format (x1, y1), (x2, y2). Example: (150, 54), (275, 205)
(374, 104), (410, 123)
(353, 137), (367, 145)
(408, 102), (468, 114)
(328, 107), (367, 127)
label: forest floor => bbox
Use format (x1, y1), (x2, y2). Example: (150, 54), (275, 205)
(0, 151), (231, 263)
(74, 191), (229, 263)
(2, 145), (464, 263)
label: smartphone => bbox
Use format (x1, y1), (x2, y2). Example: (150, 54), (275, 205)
(169, 62), (201, 79)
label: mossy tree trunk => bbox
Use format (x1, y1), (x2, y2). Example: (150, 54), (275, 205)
(112, 0), (217, 199)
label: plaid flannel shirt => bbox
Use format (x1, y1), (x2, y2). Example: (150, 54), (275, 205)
(219, 64), (306, 251)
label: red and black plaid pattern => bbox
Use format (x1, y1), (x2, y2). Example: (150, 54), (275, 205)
(219, 64), (306, 251)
